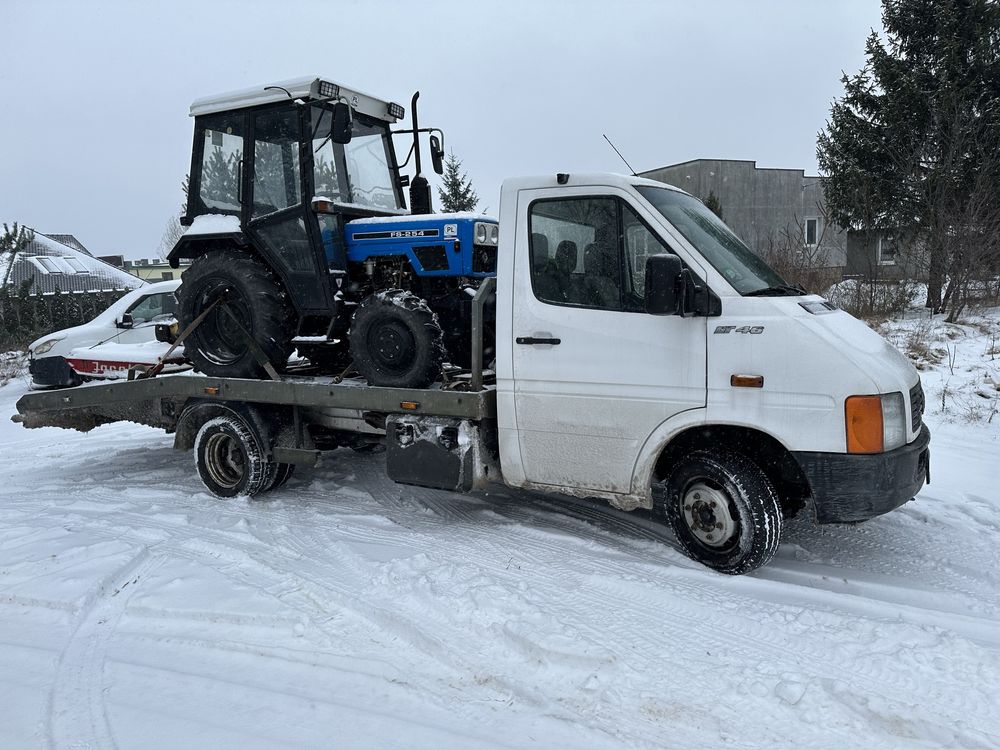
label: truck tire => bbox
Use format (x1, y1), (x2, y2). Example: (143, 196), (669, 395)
(656, 449), (782, 575)
(263, 461), (295, 491)
(194, 415), (271, 498)
(177, 250), (295, 379)
(349, 290), (445, 388)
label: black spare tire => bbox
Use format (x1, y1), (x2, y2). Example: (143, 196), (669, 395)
(177, 249), (295, 379)
(349, 290), (445, 388)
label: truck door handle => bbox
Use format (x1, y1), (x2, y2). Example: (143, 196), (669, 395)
(516, 336), (561, 345)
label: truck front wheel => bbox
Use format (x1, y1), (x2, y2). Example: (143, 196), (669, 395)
(177, 250), (295, 379)
(656, 450), (782, 575)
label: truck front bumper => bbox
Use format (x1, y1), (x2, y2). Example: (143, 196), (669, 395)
(793, 426), (931, 524)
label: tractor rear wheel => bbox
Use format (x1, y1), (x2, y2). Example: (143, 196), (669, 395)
(349, 290), (445, 388)
(177, 250), (295, 379)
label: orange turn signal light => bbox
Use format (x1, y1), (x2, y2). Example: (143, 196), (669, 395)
(730, 374), (764, 388)
(400, 401), (420, 411)
(845, 395), (883, 454)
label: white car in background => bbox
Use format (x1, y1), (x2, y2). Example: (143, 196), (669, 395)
(28, 279), (185, 388)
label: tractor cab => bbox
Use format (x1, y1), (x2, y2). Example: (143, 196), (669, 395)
(168, 77), (498, 387)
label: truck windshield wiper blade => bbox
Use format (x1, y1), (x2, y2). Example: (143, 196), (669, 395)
(743, 284), (806, 297)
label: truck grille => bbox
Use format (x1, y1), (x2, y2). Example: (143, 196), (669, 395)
(909, 382), (925, 432)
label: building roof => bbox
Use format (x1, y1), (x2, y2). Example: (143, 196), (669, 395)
(41, 233), (92, 255)
(2, 231), (145, 295)
(640, 158), (823, 180)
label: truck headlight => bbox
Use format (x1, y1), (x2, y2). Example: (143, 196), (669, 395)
(32, 337), (63, 356)
(845, 392), (906, 454)
(881, 392), (906, 451)
(475, 223), (488, 244)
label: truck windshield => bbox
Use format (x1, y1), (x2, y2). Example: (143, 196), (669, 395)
(635, 185), (789, 295)
(311, 107), (402, 212)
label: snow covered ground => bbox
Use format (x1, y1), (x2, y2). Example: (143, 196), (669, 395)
(0, 324), (998, 748)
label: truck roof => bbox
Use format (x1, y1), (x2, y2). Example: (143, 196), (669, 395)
(189, 76), (404, 123)
(499, 172), (691, 195)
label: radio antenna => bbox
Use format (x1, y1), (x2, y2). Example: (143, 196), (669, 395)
(603, 134), (637, 176)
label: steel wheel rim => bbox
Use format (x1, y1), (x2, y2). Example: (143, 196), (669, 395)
(367, 320), (415, 374)
(195, 278), (253, 365)
(203, 432), (245, 490)
(681, 481), (738, 550)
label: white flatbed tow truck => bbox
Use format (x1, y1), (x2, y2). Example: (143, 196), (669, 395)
(14, 173), (930, 574)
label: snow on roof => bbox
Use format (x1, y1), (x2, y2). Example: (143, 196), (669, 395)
(41, 233), (92, 255)
(4, 231), (145, 295)
(190, 76), (403, 123)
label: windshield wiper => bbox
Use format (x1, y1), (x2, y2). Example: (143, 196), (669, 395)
(743, 283), (806, 297)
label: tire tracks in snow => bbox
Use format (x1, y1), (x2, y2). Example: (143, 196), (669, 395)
(46, 549), (161, 750)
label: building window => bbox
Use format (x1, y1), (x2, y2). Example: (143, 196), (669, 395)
(804, 218), (819, 246)
(878, 233), (898, 265)
(26, 256), (91, 274)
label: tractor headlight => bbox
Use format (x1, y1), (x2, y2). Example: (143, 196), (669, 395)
(32, 337), (64, 356)
(474, 222), (499, 246)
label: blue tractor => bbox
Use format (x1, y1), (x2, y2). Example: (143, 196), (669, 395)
(168, 77), (498, 388)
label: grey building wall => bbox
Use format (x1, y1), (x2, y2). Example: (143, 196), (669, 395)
(639, 159), (848, 268)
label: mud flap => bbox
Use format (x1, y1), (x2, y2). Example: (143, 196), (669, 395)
(386, 415), (492, 492)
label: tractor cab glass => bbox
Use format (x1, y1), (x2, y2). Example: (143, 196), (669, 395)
(310, 105), (402, 212)
(194, 112), (245, 216)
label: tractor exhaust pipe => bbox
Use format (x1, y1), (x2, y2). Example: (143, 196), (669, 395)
(409, 91), (432, 214)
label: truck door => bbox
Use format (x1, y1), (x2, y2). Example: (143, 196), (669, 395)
(511, 188), (707, 494)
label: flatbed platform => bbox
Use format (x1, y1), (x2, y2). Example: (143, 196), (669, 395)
(14, 373), (496, 434)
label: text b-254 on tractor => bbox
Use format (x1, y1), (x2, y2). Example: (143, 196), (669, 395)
(168, 76), (499, 388)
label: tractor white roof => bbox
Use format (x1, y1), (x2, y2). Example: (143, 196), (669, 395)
(189, 76), (403, 123)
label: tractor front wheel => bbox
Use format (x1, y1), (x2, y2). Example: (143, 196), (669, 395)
(349, 290), (445, 388)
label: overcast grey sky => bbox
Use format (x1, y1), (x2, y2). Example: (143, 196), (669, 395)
(1, 0), (882, 258)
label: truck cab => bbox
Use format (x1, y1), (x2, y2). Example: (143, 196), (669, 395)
(489, 173), (928, 572)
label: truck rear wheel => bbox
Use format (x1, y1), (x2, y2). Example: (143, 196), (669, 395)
(349, 290), (445, 388)
(177, 250), (295, 379)
(194, 415), (271, 498)
(656, 449), (782, 575)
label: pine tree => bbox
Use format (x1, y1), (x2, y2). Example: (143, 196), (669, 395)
(437, 152), (479, 213)
(817, 0), (1000, 311)
(1, 223), (35, 289)
(703, 191), (724, 220)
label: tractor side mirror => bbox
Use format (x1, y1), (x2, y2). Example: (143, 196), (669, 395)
(430, 135), (444, 175)
(116, 312), (134, 329)
(331, 102), (353, 144)
(644, 254), (684, 315)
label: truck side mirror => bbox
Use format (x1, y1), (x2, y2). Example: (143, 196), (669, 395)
(430, 135), (444, 175)
(644, 254), (683, 315)
(117, 312), (134, 329)
(331, 102), (353, 144)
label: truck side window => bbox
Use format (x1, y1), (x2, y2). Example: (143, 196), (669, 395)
(196, 113), (245, 215)
(622, 204), (670, 311)
(528, 197), (621, 310)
